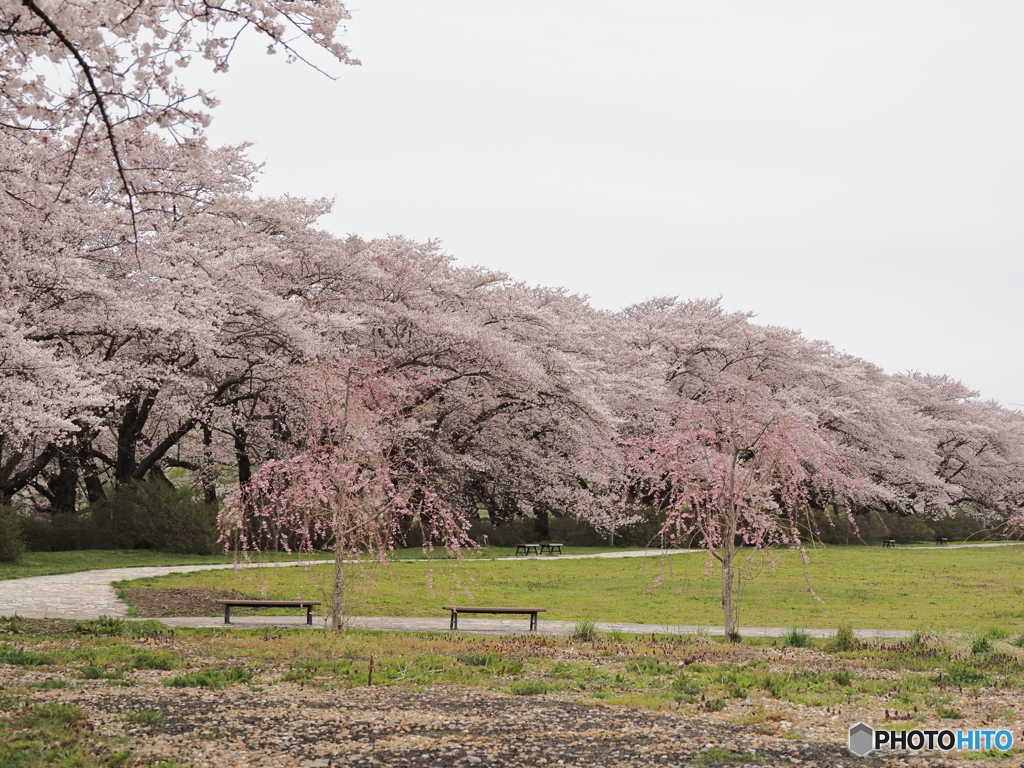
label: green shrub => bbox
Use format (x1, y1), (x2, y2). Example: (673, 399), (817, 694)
(467, 518), (537, 547)
(931, 510), (991, 542)
(548, 516), (605, 546)
(782, 628), (812, 648)
(940, 662), (987, 686)
(0, 504), (25, 562)
(19, 511), (107, 552)
(89, 480), (219, 554)
(969, 635), (992, 655)
(825, 624), (860, 652)
(844, 509), (936, 544)
(832, 670), (853, 686)
(615, 505), (673, 548)
(572, 620), (598, 641)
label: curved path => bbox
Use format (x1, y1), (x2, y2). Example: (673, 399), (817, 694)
(2, 543), (1020, 639)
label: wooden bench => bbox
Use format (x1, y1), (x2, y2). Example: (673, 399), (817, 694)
(539, 543), (563, 555)
(882, 539), (896, 548)
(443, 606), (546, 631)
(515, 544), (540, 556)
(215, 599), (322, 625)
(936, 537), (949, 545)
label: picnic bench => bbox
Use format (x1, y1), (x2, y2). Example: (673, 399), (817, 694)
(882, 539), (896, 548)
(515, 543), (563, 556)
(936, 537), (949, 545)
(442, 606), (546, 631)
(215, 599), (321, 625)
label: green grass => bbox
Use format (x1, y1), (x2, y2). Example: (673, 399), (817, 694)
(0, 644), (55, 666)
(0, 549), (335, 580)
(124, 708), (165, 727)
(782, 628), (812, 648)
(121, 544), (1024, 633)
(694, 746), (764, 764)
(165, 666), (253, 689)
(572, 620), (599, 640)
(0, 545), (623, 582)
(0, 698), (133, 767)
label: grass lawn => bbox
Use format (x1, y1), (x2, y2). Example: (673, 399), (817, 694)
(0, 545), (625, 581)
(120, 543), (1024, 633)
(0, 549), (335, 581)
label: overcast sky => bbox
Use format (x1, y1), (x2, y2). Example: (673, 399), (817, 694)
(193, 1), (1024, 408)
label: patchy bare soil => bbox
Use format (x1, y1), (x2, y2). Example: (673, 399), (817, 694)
(123, 587), (251, 617)
(3, 669), (988, 768)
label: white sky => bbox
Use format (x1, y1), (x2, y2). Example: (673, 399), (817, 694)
(194, 1), (1024, 407)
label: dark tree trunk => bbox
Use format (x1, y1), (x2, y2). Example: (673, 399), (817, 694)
(201, 423), (217, 503)
(0, 443), (57, 502)
(534, 508), (550, 541)
(148, 462), (173, 485)
(114, 389), (157, 482)
(233, 423), (252, 486)
(48, 449), (79, 514)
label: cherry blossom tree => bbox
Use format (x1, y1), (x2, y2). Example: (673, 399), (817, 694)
(628, 388), (859, 637)
(0, 0), (357, 221)
(0, 127), (353, 512)
(898, 374), (1024, 523)
(613, 298), (867, 634)
(219, 360), (471, 630)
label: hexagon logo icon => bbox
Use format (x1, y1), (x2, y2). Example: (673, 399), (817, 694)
(849, 723), (874, 757)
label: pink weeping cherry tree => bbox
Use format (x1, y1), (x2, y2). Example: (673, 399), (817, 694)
(219, 360), (471, 631)
(627, 388), (861, 638)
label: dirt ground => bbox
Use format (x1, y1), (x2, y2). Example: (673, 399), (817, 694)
(123, 587), (252, 617)
(5, 667), (989, 768)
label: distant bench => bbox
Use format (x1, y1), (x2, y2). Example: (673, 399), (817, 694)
(936, 537), (949, 545)
(443, 605), (546, 631)
(882, 539), (896, 548)
(215, 599), (321, 625)
(515, 543), (563, 556)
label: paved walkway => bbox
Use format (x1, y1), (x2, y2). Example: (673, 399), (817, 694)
(157, 614), (915, 640)
(2, 543), (1019, 639)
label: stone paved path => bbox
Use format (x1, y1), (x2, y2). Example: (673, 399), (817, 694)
(2, 543), (1019, 638)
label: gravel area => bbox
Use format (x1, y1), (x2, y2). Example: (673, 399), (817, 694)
(6, 664), (1015, 768)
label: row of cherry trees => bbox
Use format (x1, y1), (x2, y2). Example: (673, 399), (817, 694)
(5, 127), (1023, 531)
(4, 0), (1024, 629)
